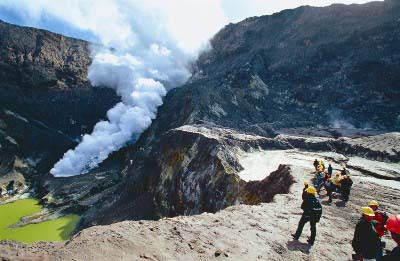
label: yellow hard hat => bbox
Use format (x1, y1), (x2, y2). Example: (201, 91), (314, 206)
(369, 200), (379, 207)
(328, 177), (333, 181)
(304, 181), (308, 186)
(361, 207), (375, 217)
(306, 187), (317, 195)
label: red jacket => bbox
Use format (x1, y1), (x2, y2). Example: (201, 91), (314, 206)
(373, 212), (385, 237)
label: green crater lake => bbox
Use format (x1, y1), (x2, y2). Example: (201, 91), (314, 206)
(0, 198), (79, 243)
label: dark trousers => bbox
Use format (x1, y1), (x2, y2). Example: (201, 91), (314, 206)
(327, 190), (333, 203)
(342, 189), (350, 201)
(294, 215), (317, 244)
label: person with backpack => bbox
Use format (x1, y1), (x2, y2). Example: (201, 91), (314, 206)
(315, 170), (324, 193)
(333, 172), (342, 193)
(292, 186), (322, 246)
(369, 200), (388, 260)
(382, 215), (400, 260)
(352, 207), (383, 261)
(341, 165), (350, 176)
(324, 177), (334, 204)
(340, 175), (353, 202)
(369, 200), (388, 238)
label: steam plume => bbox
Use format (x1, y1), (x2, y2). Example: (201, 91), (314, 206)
(47, 1), (227, 176)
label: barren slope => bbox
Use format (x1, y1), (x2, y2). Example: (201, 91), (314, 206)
(1, 147), (399, 260)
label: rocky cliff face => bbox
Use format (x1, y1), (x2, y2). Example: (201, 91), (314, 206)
(81, 125), (294, 227)
(0, 20), (119, 207)
(0, 19), (91, 89)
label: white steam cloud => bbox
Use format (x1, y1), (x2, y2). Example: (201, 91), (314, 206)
(0, 0), (228, 176)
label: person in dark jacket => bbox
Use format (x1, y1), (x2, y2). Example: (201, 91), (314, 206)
(327, 163), (333, 176)
(352, 207), (382, 260)
(292, 186), (322, 246)
(382, 215), (400, 261)
(302, 181), (309, 200)
(341, 166), (350, 176)
(313, 159), (318, 171)
(340, 175), (353, 202)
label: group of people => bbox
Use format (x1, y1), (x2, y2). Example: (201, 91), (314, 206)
(312, 159), (353, 203)
(291, 159), (399, 260)
(352, 201), (399, 260)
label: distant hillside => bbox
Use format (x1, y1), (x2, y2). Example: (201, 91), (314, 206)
(145, 0), (400, 137)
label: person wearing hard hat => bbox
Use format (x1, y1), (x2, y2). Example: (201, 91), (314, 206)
(324, 177), (334, 204)
(315, 171), (324, 193)
(323, 169), (330, 181)
(340, 174), (353, 202)
(333, 172), (342, 193)
(382, 215), (400, 260)
(352, 207), (383, 261)
(302, 181), (309, 200)
(369, 200), (389, 260)
(292, 186), (322, 246)
(369, 200), (388, 238)
(341, 165), (350, 176)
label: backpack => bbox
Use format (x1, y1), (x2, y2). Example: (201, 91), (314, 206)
(378, 211), (389, 231)
(311, 197), (323, 223)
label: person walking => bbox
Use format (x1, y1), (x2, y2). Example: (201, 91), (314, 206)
(328, 163), (333, 176)
(313, 159), (318, 171)
(292, 186), (322, 246)
(352, 207), (383, 261)
(382, 215), (400, 260)
(340, 175), (353, 202)
(324, 177), (334, 203)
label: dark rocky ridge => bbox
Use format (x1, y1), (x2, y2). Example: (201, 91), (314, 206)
(143, 0), (400, 141)
(0, 20), (120, 208)
(0, 19), (119, 138)
(0, 19), (91, 89)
